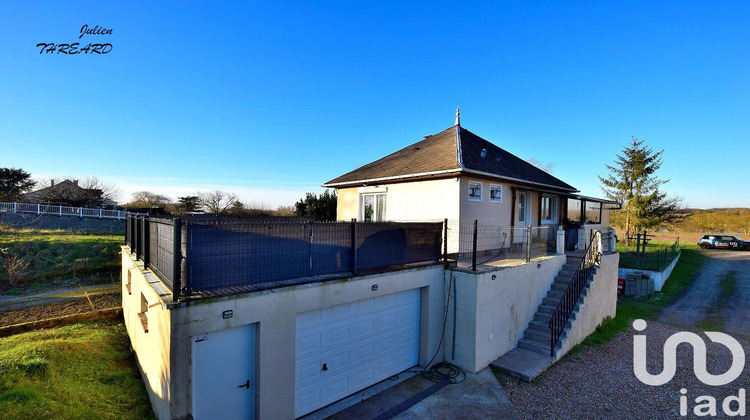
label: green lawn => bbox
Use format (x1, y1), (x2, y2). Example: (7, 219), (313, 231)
(582, 247), (705, 347)
(0, 227), (123, 290)
(0, 321), (154, 419)
(616, 239), (686, 271)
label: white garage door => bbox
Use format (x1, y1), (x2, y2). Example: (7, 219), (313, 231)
(295, 289), (421, 417)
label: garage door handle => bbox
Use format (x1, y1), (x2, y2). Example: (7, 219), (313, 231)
(238, 380), (250, 389)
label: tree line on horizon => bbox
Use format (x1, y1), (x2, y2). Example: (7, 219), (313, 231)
(0, 167), (337, 221)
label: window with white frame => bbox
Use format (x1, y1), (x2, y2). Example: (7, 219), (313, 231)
(468, 182), (482, 202)
(361, 193), (386, 222)
(489, 184), (502, 203)
(541, 195), (558, 223)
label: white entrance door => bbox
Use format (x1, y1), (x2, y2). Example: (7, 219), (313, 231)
(517, 191), (530, 227)
(192, 324), (256, 420)
(517, 192), (530, 243)
(294, 289), (421, 417)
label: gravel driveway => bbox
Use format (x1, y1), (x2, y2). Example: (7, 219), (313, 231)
(659, 250), (750, 338)
(502, 250), (750, 419)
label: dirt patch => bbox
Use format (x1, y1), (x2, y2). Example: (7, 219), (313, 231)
(0, 292), (121, 327)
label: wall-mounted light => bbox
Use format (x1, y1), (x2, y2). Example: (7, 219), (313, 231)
(372, 284), (378, 291)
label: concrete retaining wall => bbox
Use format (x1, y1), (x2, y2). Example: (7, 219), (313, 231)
(446, 255), (567, 373)
(1, 211), (124, 234)
(618, 252), (680, 291)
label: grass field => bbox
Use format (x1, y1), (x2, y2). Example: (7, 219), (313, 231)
(615, 238), (685, 271)
(0, 227), (123, 290)
(581, 247), (705, 347)
(0, 320), (154, 419)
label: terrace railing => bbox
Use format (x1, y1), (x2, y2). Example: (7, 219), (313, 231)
(0, 201), (137, 220)
(125, 215), (443, 299)
(444, 220), (556, 270)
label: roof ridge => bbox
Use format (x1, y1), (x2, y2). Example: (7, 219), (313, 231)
(455, 125), (464, 169)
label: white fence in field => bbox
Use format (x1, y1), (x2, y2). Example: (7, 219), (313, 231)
(0, 202), (138, 220)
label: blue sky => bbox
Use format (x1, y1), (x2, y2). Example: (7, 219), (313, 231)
(1, 1), (748, 208)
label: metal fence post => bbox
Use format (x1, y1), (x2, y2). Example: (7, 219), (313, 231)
(133, 217), (140, 257)
(351, 219), (358, 275)
(37, 203), (40, 214)
(143, 218), (150, 269)
(308, 222), (314, 276)
(443, 218), (448, 263)
(472, 220), (478, 271)
(172, 218), (182, 300)
(526, 225), (532, 262)
(13, 202), (17, 213)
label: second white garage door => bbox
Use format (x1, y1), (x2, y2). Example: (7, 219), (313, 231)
(294, 289), (421, 417)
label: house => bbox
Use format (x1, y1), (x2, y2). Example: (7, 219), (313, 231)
(121, 112), (619, 419)
(324, 109), (618, 250)
(23, 179), (115, 208)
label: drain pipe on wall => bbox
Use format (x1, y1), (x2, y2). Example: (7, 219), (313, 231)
(451, 269), (457, 361)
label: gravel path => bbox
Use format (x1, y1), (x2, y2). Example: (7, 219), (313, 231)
(0, 292), (121, 327)
(502, 250), (750, 419)
(659, 250), (750, 337)
(503, 321), (750, 419)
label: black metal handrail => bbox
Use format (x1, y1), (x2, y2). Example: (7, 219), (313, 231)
(548, 230), (602, 357)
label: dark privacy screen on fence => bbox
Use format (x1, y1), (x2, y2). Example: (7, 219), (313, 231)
(185, 220), (443, 291)
(125, 215), (443, 297)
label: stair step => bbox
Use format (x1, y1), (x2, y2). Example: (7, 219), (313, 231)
(550, 283), (568, 292)
(518, 338), (551, 356)
(528, 320), (551, 332)
(558, 269), (576, 278)
(554, 277), (573, 285)
(537, 304), (556, 314)
(534, 312), (551, 323)
(543, 297), (560, 306)
(546, 290), (564, 300)
(525, 329), (551, 342)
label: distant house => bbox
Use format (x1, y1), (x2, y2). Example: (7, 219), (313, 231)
(324, 109), (618, 249)
(24, 179), (115, 208)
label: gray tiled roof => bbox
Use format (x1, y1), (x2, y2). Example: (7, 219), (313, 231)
(324, 125), (578, 192)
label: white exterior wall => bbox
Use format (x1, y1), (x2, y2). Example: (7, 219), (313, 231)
(445, 255), (567, 373)
(335, 178), (460, 222)
(458, 177), (514, 226)
(618, 252), (680, 292)
(121, 249), (173, 420)
(123, 260), (447, 420)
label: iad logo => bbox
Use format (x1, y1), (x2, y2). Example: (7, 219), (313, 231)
(632, 319), (747, 417)
(633, 319), (745, 386)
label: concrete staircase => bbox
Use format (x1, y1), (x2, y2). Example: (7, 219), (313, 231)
(517, 256), (591, 358)
(492, 256), (599, 381)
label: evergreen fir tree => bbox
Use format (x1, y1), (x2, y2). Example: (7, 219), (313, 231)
(599, 137), (680, 244)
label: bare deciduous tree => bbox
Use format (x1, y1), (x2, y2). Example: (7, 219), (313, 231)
(128, 191), (172, 208)
(526, 158), (556, 174)
(198, 190), (237, 214)
(3, 254), (30, 286)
